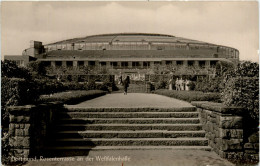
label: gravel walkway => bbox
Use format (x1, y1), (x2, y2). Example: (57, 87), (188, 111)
(67, 93), (192, 108)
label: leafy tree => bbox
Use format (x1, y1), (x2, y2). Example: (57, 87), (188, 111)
(27, 61), (47, 76)
(1, 60), (31, 79)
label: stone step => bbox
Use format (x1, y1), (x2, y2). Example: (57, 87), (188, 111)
(64, 107), (197, 112)
(58, 112), (199, 118)
(57, 117), (200, 124)
(55, 130), (206, 138)
(55, 124), (203, 131)
(50, 138), (209, 146)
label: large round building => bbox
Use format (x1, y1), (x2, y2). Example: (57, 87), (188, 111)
(18, 33), (239, 75)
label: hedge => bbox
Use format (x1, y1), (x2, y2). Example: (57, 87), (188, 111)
(221, 77), (259, 121)
(38, 90), (106, 104)
(195, 76), (223, 93)
(221, 61), (259, 122)
(1, 77), (39, 130)
(1, 77), (39, 107)
(154, 89), (220, 102)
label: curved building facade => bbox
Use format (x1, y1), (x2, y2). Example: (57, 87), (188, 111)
(20, 33), (239, 74)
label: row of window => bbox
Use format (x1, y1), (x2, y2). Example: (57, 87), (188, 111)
(44, 60), (218, 68)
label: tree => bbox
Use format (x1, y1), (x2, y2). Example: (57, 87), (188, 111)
(27, 61), (47, 76)
(1, 60), (31, 79)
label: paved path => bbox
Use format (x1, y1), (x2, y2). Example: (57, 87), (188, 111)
(67, 93), (192, 108)
(25, 149), (234, 166)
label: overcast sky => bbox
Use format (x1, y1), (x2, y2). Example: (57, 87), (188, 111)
(1, 1), (259, 62)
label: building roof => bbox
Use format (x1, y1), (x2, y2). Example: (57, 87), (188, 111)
(45, 33), (208, 45)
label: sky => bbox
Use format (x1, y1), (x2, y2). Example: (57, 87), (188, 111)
(1, 1), (259, 62)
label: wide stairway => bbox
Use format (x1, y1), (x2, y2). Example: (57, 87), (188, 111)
(46, 106), (210, 155)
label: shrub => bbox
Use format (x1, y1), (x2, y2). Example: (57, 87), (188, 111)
(62, 82), (86, 91)
(34, 78), (64, 95)
(154, 89), (220, 102)
(188, 81), (196, 91)
(1, 78), (39, 107)
(221, 62), (259, 121)
(215, 60), (235, 76)
(39, 90), (106, 104)
(155, 80), (168, 89)
(86, 80), (97, 90)
(195, 76), (224, 93)
(1, 77), (39, 131)
(1, 132), (11, 165)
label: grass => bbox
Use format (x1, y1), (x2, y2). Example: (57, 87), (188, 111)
(154, 89), (221, 103)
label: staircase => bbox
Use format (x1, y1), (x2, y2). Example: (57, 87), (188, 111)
(45, 106), (210, 155)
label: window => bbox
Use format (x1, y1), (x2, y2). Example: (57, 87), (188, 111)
(88, 61), (96, 66)
(166, 61), (172, 65)
(110, 62), (117, 67)
(199, 61), (206, 67)
(121, 62), (128, 68)
(78, 61), (84, 66)
(210, 61), (217, 67)
(132, 62), (140, 67)
(44, 61), (51, 67)
(188, 61), (194, 66)
(100, 62), (106, 66)
(154, 61), (162, 65)
(55, 61), (62, 66)
(176, 61), (183, 65)
(144, 62), (150, 67)
(143, 62), (150, 67)
(66, 61), (73, 67)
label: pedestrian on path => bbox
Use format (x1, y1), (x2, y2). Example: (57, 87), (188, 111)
(123, 76), (130, 95)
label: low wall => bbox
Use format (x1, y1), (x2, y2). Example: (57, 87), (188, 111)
(8, 102), (63, 158)
(192, 101), (259, 161)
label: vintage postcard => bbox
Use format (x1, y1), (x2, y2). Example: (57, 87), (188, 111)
(1, 1), (259, 166)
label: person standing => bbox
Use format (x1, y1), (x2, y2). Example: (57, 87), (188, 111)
(179, 78), (184, 91)
(168, 77), (173, 90)
(123, 76), (130, 95)
(175, 78), (179, 91)
(185, 79), (190, 91)
(118, 75), (122, 85)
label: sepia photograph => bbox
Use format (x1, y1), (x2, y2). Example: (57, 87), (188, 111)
(1, 1), (259, 166)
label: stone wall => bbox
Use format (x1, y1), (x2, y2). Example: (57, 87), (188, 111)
(8, 102), (63, 158)
(192, 101), (259, 161)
